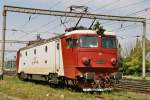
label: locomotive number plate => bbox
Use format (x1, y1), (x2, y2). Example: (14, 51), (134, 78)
(96, 60), (105, 64)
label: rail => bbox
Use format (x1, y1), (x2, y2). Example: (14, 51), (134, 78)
(3, 71), (150, 94)
(115, 78), (150, 93)
(3, 70), (16, 76)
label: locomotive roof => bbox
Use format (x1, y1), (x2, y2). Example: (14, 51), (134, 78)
(19, 35), (63, 51)
(65, 30), (97, 35)
(19, 30), (116, 51)
(65, 30), (116, 36)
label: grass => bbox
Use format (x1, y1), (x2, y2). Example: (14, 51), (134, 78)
(0, 76), (150, 100)
(123, 72), (150, 80)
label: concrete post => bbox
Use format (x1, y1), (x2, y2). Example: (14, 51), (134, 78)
(0, 10), (7, 80)
(142, 20), (146, 78)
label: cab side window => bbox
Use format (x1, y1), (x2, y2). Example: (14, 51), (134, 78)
(34, 49), (36, 55)
(72, 39), (78, 48)
(45, 46), (48, 53)
(66, 38), (72, 48)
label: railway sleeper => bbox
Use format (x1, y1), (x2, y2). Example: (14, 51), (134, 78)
(116, 84), (150, 89)
(116, 86), (150, 92)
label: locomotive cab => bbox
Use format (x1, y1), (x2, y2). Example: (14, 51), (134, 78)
(61, 30), (118, 91)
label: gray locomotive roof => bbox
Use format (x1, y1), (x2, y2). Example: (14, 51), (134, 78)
(18, 30), (116, 51)
(19, 34), (64, 51)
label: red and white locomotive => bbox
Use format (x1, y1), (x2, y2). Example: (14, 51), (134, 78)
(16, 29), (119, 91)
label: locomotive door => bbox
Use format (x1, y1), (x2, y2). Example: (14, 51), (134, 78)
(55, 41), (60, 73)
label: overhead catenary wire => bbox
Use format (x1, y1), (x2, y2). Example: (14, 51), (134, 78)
(17, 0), (81, 39)
(98, 0), (148, 27)
(14, 0), (64, 31)
(67, 0), (148, 32)
(100, 0), (147, 14)
(49, 0), (63, 10)
(0, 40), (29, 44)
(21, 0), (93, 31)
(4, 1), (149, 41)
(19, 17), (65, 39)
(112, 22), (150, 32)
(30, 18), (58, 33)
(117, 35), (142, 40)
(6, 0), (149, 40)
(97, 8), (149, 35)
(94, 0), (121, 12)
(30, 0), (96, 37)
(112, 18), (150, 32)
(102, 6), (150, 26)
(0, 28), (60, 35)
(3, 3), (149, 38)
(60, 0), (121, 31)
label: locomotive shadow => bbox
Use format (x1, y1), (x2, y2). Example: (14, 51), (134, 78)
(21, 78), (83, 93)
(21, 78), (115, 95)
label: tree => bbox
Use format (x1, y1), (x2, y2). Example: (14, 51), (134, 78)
(122, 38), (150, 75)
(92, 21), (105, 35)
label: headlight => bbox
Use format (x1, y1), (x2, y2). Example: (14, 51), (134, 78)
(82, 57), (91, 66)
(111, 58), (117, 65)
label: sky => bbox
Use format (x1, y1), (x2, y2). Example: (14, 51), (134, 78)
(0, 0), (150, 60)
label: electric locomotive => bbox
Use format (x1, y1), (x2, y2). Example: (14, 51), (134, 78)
(16, 28), (119, 91)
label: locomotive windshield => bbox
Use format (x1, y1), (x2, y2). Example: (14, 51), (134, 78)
(80, 36), (98, 48)
(102, 37), (117, 48)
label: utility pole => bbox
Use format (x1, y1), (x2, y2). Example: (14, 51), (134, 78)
(142, 19), (146, 78)
(0, 10), (6, 80)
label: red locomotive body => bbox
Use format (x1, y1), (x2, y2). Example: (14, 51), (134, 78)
(17, 29), (119, 91)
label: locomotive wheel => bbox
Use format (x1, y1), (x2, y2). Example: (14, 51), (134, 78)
(49, 83), (58, 88)
(90, 91), (94, 94)
(27, 74), (32, 80)
(19, 72), (27, 80)
(58, 81), (65, 89)
(19, 72), (24, 79)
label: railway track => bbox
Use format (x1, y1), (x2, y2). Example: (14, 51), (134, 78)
(3, 71), (150, 94)
(3, 70), (16, 76)
(115, 78), (150, 93)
